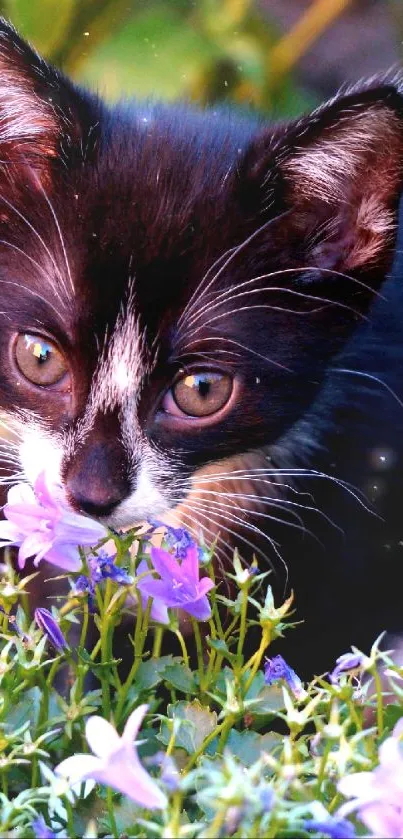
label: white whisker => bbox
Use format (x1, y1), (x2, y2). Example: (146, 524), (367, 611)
(35, 176), (74, 295)
(331, 368), (403, 410)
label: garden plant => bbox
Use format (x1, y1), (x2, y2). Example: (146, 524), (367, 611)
(0, 473), (402, 837)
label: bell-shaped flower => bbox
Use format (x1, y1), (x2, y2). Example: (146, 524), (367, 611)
(338, 719), (403, 837)
(136, 544), (214, 623)
(0, 473), (107, 571)
(264, 654), (307, 701)
(329, 651), (370, 684)
(55, 704), (167, 809)
(35, 607), (68, 652)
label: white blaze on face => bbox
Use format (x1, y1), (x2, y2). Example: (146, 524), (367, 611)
(114, 358), (131, 394)
(89, 305), (148, 416)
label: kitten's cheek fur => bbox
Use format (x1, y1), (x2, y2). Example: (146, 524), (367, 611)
(19, 427), (64, 489)
(97, 464), (177, 528)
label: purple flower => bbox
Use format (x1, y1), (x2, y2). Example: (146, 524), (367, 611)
(338, 718), (403, 837)
(2, 609), (31, 644)
(88, 551), (133, 586)
(136, 545), (214, 623)
(264, 654), (306, 700)
(148, 520), (194, 558)
(329, 651), (367, 685)
(259, 786), (274, 812)
(32, 815), (56, 839)
(35, 608), (68, 652)
(146, 751), (180, 792)
(55, 704), (167, 809)
(0, 473), (107, 571)
(304, 817), (356, 838)
(73, 552), (133, 612)
(73, 574), (96, 612)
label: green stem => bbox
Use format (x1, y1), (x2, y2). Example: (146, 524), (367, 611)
(236, 586), (249, 664)
(152, 626), (164, 658)
(167, 790), (184, 837)
(205, 806), (227, 838)
(224, 615), (239, 641)
(64, 796), (75, 837)
(217, 713), (236, 755)
(107, 786), (118, 837)
(175, 630), (190, 669)
(208, 565), (225, 639)
(191, 618), (205, 690)
(372, 666), (384, 737)
(46, 657), (61, 689)
(99, 583), (112, 720)
(204, 625), (217, 689)
(115, 598), (152, 724)
(79, 601), (89, 650)
(316, 740), (332, 794)
(243, 626), (271, 695)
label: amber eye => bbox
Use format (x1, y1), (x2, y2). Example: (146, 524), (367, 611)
(171, 371), (233, 417)
(14, 334), (68, 387)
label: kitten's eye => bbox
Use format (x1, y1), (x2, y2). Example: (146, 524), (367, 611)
(166, 371), (233, 418)
(14, 334), (68, 387)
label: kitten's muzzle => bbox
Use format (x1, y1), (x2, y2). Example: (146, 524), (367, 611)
(65, 440), (131, 519)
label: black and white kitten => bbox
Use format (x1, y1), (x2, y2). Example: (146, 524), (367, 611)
(1, 20), (403, 674)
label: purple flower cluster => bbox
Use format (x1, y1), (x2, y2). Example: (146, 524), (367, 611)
(0, 473), (107, 571)
(137, 543), (214, 624)
(264, 654), (306, 700)
(149, 520), (194, 558)
(73, 551), (133, 611)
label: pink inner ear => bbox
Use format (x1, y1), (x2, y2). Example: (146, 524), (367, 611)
(281, 105), (403, 271)
(0, 44), (60, 163)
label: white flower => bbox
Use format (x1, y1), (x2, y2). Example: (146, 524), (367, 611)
(55, 704), (167, 810)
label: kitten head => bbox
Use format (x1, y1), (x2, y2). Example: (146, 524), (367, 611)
(0, 20), (402, 533)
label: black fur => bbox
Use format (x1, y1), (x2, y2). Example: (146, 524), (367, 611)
(0, 20), (403, 675)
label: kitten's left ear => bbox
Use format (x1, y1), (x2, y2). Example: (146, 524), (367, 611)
(241, 83), (403, 278)
(0, 19), (89, 171)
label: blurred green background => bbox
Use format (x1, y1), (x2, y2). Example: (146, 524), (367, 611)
(3, 0), (403, 118)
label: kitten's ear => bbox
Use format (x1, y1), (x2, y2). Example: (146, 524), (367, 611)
(242, 84), (403, 275)
(0, 19), (83, 170)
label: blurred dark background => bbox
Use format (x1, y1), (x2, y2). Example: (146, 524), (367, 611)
(5, 0), (403, 117)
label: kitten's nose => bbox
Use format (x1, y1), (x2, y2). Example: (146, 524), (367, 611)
(65, 441), (131, 518)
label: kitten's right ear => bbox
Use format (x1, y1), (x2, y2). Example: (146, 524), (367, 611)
(238, 82), (403, 282)
(0, 19), (86, 171)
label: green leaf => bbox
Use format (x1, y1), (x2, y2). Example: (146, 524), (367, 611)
(158, 700), (217, 754)
(135, 655), (174, 691)
(208, 637), (237, 664)
(384, 703), (403, 732)
(244, 673), (285, 716)
(225, 729), (282, 766)
(78, 648), (122, 673)
(163, 662), (197, 694)
(4, 686), (41, 732)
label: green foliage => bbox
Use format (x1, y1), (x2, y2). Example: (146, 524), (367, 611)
(1, 526), (403, 837)
(4, 0), (319, 116)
